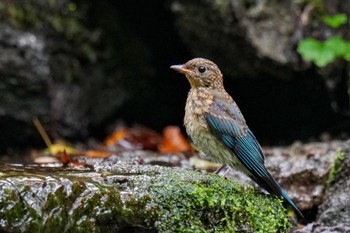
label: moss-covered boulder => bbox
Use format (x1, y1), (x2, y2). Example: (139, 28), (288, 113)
(0, 164), (292, 232)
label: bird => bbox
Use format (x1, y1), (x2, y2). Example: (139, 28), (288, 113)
(170, 58), (303, 217)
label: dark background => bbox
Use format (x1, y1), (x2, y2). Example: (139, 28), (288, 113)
(0, 0), (349, 154)
(109, 0), (339, 144)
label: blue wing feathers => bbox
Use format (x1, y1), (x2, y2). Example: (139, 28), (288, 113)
(236, 134), (268, 179)
(205, 98), (303, 217)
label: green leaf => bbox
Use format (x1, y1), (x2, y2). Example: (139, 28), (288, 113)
(324, 37), (348, 57)
(344, 43), (350, 61)
(313, 47), (335, 67)
(297, 38), (322, 61)
(323, 14), (348, 28)
(297, 38), (336, 67)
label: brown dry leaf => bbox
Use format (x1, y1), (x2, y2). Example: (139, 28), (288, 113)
(158, 126), (192, 153)
(104, 127), (162, 151)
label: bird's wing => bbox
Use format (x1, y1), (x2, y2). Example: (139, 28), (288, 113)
(205, 97), (304, 217)
(205, 98), (265, 163)
(204, 98), (281, 195)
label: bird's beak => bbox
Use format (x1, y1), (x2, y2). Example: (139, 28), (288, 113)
(170, 64), (191, 75)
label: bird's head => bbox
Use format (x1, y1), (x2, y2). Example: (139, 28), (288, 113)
(170, 58), (223, 89)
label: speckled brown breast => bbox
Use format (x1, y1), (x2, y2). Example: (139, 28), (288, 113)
(184, 88), (246, 171)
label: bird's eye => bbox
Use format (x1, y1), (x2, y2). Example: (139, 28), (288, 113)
(198, 66), (206, 73)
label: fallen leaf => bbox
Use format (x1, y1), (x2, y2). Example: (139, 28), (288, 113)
(60, 149), (70, 164)
(104, 129), (126, 146)
(45, 140), (76, 156)
(104, 127), (162, 151)
(158, 126), (192, 153)
(85, 150), (113, 158)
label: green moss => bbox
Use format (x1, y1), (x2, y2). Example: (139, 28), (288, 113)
(136, 169), (292, 233)
(327, 150), (346, 187)
(0, 165), (292, 232)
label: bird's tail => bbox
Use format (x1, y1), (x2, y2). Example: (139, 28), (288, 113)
(250, 174), (303, 218)
(281, 189), (304, 218)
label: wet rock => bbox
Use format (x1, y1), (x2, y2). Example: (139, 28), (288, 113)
(294, 223), (350, 233)
(315, 141), (350, 227)
(0, 163), (293, 232)
(257, 140), (350, 232)
(264, 141), (346, 210)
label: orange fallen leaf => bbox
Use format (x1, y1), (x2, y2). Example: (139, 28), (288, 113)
(104, 129), (126, 146)
(60, 149), (70, 164)
(104, 127), (162, 151)
(85, 150), (113, 158)
(158, 126), (192, 153)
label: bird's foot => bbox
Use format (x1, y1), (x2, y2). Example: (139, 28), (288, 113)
(214, 165), (226, 174)
(214, 165), (230, 177)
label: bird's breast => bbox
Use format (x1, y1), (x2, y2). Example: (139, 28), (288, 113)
(184, 105), (242, 168)
(183, 88), (245, 169)
(184, 88), (214, 133)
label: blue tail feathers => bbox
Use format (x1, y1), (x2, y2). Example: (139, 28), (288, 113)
(281, 189), (304, 218)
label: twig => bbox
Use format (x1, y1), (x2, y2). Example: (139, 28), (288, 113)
(33, 117), (52, 147)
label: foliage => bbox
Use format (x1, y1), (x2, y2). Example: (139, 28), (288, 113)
(297, 13), (350, 67)
(297, 37), (350, 67)
(327, 150), (346, 187)
(323, 14), (348, 29)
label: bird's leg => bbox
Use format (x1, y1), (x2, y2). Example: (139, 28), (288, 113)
(221, 166), (231, 177)
(214, 164), (226, 174)
(214, 165), (231, 177)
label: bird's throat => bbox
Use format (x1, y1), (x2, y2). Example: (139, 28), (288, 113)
(187, 77), (200, 88)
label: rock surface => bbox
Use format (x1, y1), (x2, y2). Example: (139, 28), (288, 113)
(0, 163), (292, 233)
(314, 141), (350, 230)
(223, 140), (345, 213)
(170, 0), (350, 77)
(265, 140), (350, 233)
(1, 139), (350, 232)
(265, 141), (346, 210)
(170, 0), (297, 77)
(295, 223), (350, 233)
(0, 0), (153, 151)
(0, 22), (50, 148)
(223, 140), (350, 232)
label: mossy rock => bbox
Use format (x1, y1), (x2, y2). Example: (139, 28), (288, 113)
(0, 164), (292, 232)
